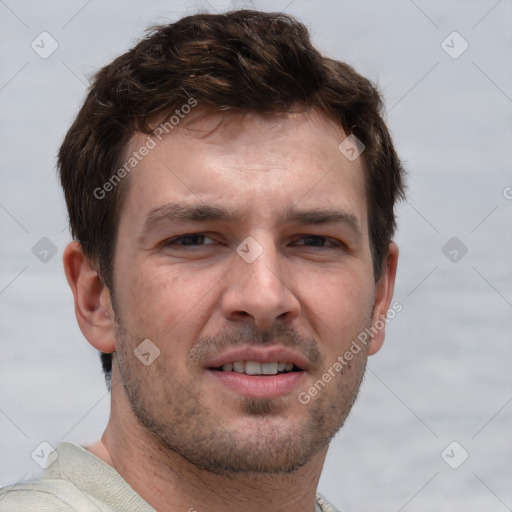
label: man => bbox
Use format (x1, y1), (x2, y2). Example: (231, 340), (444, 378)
(0, 9), (404, 512)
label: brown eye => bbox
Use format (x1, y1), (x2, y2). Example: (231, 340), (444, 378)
(293, 235), (341, 248)
(164, 234), (216, 247)
(300, 236), (327, 247)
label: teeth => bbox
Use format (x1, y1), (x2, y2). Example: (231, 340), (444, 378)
(219, 361), (295, 375)
(261, 362), (278, 375)
(233, 361), (245, 373)
(245, 361), (261, 375)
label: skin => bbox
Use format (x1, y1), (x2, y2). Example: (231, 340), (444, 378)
(64, 109), (398, 512)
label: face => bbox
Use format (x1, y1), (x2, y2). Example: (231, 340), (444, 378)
(110, 110), (389, 474)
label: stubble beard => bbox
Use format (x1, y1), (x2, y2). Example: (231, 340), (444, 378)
(113, 322), (369, 476)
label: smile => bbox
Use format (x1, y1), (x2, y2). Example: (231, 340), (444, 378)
(214, 361), (301, 375)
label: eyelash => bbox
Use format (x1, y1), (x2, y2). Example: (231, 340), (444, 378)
(163, 234), (343, 249)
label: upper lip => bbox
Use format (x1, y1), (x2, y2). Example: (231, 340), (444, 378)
(205, 345), (309, 370)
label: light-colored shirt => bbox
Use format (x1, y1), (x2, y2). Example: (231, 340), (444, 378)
(0, 443), (340, 511)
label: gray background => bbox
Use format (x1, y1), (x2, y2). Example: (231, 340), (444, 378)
(1, 1), (511, 510)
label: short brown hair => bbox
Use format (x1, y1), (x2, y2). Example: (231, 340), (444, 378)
(58, 10), (405, 384)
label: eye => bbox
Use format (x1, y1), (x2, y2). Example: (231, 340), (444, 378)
(292, 235), (342, 248)
(163, 233), (217, 247)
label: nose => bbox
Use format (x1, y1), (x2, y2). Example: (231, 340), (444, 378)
(221, 238), (300, 331)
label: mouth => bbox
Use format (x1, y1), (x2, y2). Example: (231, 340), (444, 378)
(210, 361), (303, 375)
(204, 347), (308, 398)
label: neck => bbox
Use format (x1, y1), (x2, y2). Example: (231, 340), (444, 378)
(89, 390), (326, 512)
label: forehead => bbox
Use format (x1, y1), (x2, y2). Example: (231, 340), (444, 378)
(119, 109), (368, 232)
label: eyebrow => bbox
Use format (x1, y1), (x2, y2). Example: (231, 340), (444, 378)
(143, 203), (245, 230)
(282, 208), (362, 239)
(142, 202), (362, 239)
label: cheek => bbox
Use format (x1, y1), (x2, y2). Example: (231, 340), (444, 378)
(115, 261), (220, 342)
(301, 266), (374, 349)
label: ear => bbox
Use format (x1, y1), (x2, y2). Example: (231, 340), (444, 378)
(63, 241), (116, 354)
(367, 242), (399, 356)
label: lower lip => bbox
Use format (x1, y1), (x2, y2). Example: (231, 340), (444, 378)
(207, 370), (305, 398)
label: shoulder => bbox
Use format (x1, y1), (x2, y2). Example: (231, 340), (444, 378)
(0, 480), (81, 511)
(0, 442), (154, 512)
(0, 442), (98, 511)
(316, 492), (342, 512)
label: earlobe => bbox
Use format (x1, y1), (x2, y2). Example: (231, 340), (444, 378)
(367, 242), (399, 356)
(63, 241), (116, 354)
